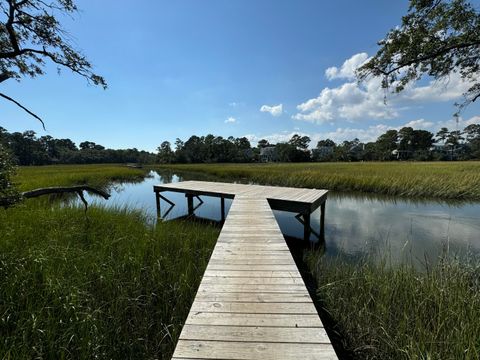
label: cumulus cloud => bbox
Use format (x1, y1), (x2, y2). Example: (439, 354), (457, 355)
(325, 52), (370, 80)
(403, 119), (434, 129)
(244, 131), (307, 145)
(260, 104), (283, 117)
(294, 53), (472, 124)
(294, 77), (398, 123)
(404, 72), (470, 102)
(225, 117), (236, 123)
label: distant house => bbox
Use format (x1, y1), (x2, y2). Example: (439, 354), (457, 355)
(391, 149), (413, 160)
(312, 146), (334, 161)
(260, 146), (278, 162)
(430, 143), (468, 159)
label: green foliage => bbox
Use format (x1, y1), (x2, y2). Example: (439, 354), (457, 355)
(157, 141), (175, 164)
(0, 128), (157, 165)
(0, 143), (20, 207)
(174, 134), (253, 163)
(0, 204), (219, 359)
(358, 0), (480, 112)
(0, 0), (105, 87)
(154, 161), (480, 200)
(306, 252), (480, 359)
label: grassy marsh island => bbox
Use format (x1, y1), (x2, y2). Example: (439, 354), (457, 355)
(15, 164), (148, 191)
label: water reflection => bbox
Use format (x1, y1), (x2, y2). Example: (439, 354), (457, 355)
(80, 170), (480, 264)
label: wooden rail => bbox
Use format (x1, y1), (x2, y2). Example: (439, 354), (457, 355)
(153, 181), (336, 359)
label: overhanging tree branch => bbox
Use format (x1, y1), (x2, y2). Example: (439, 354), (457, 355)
(22, 185), (111, 211)
(0, 0), (106, 126)
(0, 92), (45, 130)
(357, 0), (480, 113)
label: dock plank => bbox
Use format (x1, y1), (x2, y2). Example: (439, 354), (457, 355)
(154, 181), (335, 359)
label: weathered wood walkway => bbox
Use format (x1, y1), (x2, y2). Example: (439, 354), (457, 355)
(153, 181), (337, 360)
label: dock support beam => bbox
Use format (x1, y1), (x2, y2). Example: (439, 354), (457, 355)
(155, 192), (175, 219)
(155, 191), (160, 217)
(221, 197), (226, 222)
(320, 202), (326, 242)
(186, 194), (194, 216)
(303, 212), (311, 242)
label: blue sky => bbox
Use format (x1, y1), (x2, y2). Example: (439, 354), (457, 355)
(2, 0), (479, 151)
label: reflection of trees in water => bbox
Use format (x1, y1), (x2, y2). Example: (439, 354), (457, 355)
(329, 190), (477, 208)
(158, 170), (174, 184)
(155, 170), (223, 183)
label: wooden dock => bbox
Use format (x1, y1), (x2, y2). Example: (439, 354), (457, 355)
(153, 181), (337, 360)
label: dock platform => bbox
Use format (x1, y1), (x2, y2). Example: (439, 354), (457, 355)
(153, 181), (337, 360)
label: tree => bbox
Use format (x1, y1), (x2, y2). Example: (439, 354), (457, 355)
(0, 143), (20, 207)
(0, 0), (106, 124)
(157, 141), (174, 164)
(464, 123), (480, 141)
(436, 127), (450, 144)
(376, 130), (398, 160)
(446, 129), (465, 159)
(358, 0), (480, 113)
(289, 134), (311, 150)
(257, 139), (270, 148)
(0, 0), (106, 206)
(465, 123), (480, 158)
(316, 139), (336, 148)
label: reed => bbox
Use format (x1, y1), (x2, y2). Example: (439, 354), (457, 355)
(0, 203), (219, 359)
(306, 251), (480, 359)
(155, 162), (480, 200)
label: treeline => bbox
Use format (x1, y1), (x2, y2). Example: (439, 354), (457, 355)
(2, 123), (479, 166)
(0, 128), (156, 165)
(157, 124), (480, 163)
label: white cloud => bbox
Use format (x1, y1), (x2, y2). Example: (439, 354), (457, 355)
(229, 102), (242, 107)
(294, 77), (398, 123)
(260, 104), (283, 117)
(294, 53), (473, 124)
(405, 72), (470, 102)
(225, 117), (236, 123)
(325, 52), (370, 80)
(403, 119), (434, 129)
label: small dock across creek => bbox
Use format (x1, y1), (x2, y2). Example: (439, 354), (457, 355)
(153, 181), (337, 360)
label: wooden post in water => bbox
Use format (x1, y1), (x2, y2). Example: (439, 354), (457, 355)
(186, 194), (194, 216)
(155, 191), (161, 218)
(303, 211), (311, 242)
(220, 197), (226, 222)
(320, 202), (326, 242)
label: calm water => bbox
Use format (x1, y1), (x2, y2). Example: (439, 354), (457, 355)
(82, 171), (480, 263)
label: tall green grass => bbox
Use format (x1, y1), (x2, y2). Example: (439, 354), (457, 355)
(306, 251), (480, 359)
(0, 203), (219, 359)
(155, 162), (480, 200)
(15, 164), (147, 191)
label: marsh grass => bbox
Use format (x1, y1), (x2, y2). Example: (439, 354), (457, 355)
(155, 162), (480, 200)
(15, 164), (148, 191)
(306, 251), (480, 359)
(0, 203), (219, 359)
